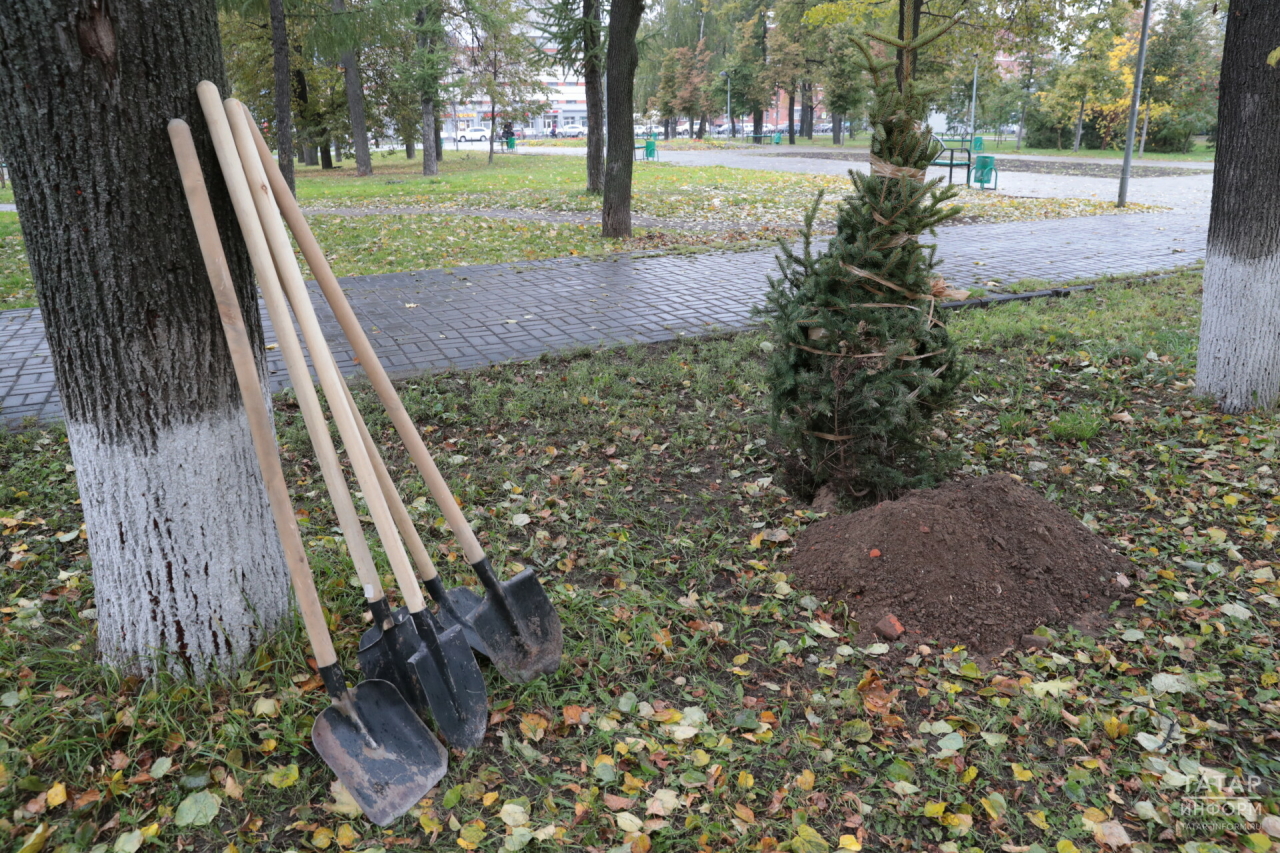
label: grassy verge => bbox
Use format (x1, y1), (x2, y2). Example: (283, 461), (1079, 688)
(2, 270), (1278, 852)
(1, 213), (34, 311)
(0, 156), (1165, 309)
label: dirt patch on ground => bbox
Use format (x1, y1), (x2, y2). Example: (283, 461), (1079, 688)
(790, 474), (1130, 652)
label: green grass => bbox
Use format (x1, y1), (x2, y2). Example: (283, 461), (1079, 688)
(2, 270), (1278, 851)
(0, 156), (1167, 312)
(0, 213), (35, 310)
(981, 140), (1215, 162)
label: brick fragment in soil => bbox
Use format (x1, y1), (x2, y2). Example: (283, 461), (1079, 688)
(790, 474), (1130, 652)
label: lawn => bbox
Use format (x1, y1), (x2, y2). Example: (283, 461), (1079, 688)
(0, 154), (1163, 311)
(1, 270), (1277, 852)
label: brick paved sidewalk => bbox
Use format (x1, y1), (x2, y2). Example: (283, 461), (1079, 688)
(0, 210), (1206, 426)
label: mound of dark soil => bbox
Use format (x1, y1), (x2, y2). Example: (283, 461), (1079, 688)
(791, 474), (1130, 652)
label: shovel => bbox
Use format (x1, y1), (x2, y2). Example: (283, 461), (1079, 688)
(243, 110), (563, 684)
(199, 83), (487, 748)
(169, 118), (446, 826)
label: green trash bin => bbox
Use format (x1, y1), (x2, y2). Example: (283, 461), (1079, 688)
(505, 136), (516, 151)
(973, 154), (998, 190)
(772, 132), (782, 145)
(644, 138), (657, 161)
(972, 136), (984, 152)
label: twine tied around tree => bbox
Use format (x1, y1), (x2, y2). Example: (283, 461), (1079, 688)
(869, 154), (926, 182)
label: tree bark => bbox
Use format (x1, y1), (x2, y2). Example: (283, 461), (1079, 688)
(832, 112), (843, 145)
(1137, 93), (1150, 158)
(1072, 95), (1085, 152)
(583, 0), (604, 194)
(787, 89), (795, 144)
(421, 97), (437, 175)
(406, 136), (414, 158)
(332, 0), (372, 176)
(0, 0), (291, 679)
(801, 82), (813, 138)
(1196, 0), (1280, 413)
(895, 0), (924, 88)
(319, 139), (333, 168)
(269, 0), (295, 193)
(602, 0), (644, 238)
(753, 109), (763, 142)
(415, 5), (439, 177)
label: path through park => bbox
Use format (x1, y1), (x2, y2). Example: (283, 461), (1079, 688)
(0, 207), (1206, 424)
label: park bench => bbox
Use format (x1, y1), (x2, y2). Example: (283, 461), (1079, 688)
(634, 137), (658, 161)
(931, 137), (977, 186)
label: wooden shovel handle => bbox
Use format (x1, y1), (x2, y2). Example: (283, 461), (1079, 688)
(167, 119), (338, 671)
(242, 112), (486, 567)
(221, 97), (430, 614)
(336, 376), (442, 583)
(194, 84), (389, 609)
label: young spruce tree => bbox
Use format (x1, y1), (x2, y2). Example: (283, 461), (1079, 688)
(761, 18), (968, 501)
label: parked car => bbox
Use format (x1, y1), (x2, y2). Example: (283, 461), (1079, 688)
(560, 126), (585, 138)
(455, 127), (488, 142)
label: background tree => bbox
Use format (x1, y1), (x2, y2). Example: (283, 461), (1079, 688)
(760, 12), (967, 502)
(456, 0), (550, 164)
(1195, 0), (1280, 412)
(0, 0), (291, 678)
(538, 0), (607, 191)
(602, 0), (645, 237)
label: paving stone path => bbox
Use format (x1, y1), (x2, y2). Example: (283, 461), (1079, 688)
(0, 210), (1205, 426)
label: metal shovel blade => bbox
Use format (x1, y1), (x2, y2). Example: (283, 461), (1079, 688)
(360, 609), (488, 749)
(436, 562), (563, 684)
(311, 680), (448, 827)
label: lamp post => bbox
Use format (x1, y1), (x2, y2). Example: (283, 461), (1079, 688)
(721, 70), (732, 137)
(968, 52), (979, 149)
(1117, 0), (1154, 208)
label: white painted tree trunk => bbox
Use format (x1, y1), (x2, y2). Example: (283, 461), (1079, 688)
(1194, 0), (1280, 414)
(1197, 252), (1280, 413)
(0, 0), (294, 680)
(70, 413), (290, 679)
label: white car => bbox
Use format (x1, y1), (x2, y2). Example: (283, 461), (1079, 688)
(455, 127), (488, 143)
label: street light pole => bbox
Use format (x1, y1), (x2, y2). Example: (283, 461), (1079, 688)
(968, 52), (979, 149)
(1117, 0), (1154, 208)
(721, 71), (732, 137)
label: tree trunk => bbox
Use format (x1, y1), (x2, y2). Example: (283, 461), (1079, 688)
(421, 97), (437, 176)
(332, 0), (371, 176)
(753, 109), (763, 142)
(583, 0), (604, 194)
(435, 109), (442, 161)
(319, 139), (333, 168)
(895, 0), (924, 88)
(1137, 94), (1150, 158)
(1015, 99), (1026, 151)
(787, 89), (795, 144)
(0, 0), (291, 680)
(415, 6), (439, 177)
(602, 0), (644, 238)
(696, 114), (705, 140)
(406, 136), (414, 158)
(1196, 0), (1280, 413)
(832, 112), (843, 145)
(334, 140), (342, 162)
(1072, 96), (1086, 153)
(488, 100), (497, 165)
(269, 0), (295, 193)
(801, 82), (813, 138)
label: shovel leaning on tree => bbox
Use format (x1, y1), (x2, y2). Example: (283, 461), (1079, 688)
(198, 82), (488, 749)
(242, 111), (563, 684)
(169, 118), (447, 825)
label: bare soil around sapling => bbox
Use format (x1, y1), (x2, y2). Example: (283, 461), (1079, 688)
(791, 474), (1130, 652)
